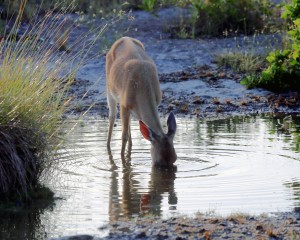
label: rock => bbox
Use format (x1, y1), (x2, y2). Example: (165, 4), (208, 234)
(50, 235), (94, 240)
(167, 104), (175, 110)
(179, 103), (189, 113)
(192, 96), (204, 104)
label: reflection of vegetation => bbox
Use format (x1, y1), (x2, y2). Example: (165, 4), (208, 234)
(196, 115), (300, 154)
(265, 115), (300, 153)
(0, 189), (54, 239)
(283, 179), (300, 207)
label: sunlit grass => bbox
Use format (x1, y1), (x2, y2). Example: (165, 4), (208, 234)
(214, 31), (287, 75)
(215, 51), (267, 74)
(0, 0), (107, 202)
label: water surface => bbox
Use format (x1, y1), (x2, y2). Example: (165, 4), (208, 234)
(2, 116), (300, 239)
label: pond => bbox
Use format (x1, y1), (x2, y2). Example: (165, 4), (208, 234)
(1, 116), (300, 239)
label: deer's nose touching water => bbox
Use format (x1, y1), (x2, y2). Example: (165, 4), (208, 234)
(106, 37), (177, 167)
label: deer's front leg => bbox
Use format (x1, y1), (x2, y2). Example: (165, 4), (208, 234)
(121, 106), (130, 156)
(128, 124), (132, 148)
(107, 92), (117, 149)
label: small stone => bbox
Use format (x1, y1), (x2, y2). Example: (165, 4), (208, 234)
(220, 221), (228, 227)
(168, 104), (175, 110)
(192, 108), (201, 116)
(256, 224), (264, 231)
(218, 72), (226, 78)
(135, 231), (147, 238)
(192, 97), (204, 104)
(212, 98), (220, 105)
(179, 103), (189, 113)
(171, 100), (180, 106)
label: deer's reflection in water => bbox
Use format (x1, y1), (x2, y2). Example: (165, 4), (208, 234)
(107, 148), (177, 222)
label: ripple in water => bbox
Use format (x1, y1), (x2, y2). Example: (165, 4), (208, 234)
(44, 116), (300, 238)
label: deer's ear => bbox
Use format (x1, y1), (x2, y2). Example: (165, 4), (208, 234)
(139, 120), (153, 141)
(167, 112), (176, 137)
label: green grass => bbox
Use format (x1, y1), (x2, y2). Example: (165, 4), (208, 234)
(213, 32), (284, 75)
(215, 51), (266, 74)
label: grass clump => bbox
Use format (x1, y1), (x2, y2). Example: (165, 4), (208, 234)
(139, 0), (158, 11)
(0, 1), (81, 203)
(215, 51), (266, 74)
(241, 0), (300, 92)
(214, 32), (284, 75)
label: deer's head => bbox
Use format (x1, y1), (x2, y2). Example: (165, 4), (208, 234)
(139, 112), (177, 167)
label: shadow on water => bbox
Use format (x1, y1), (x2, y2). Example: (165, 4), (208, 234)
(0, 199), (54, 240)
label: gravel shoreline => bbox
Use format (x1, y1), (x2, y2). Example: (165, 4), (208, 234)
(54, 211), (300, 239)
(103, 211), (300, 240)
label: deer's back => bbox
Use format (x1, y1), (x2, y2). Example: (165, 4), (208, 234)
(106, 37), (161, 109)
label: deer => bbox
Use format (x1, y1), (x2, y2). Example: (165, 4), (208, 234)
(105, 37), (177, 167)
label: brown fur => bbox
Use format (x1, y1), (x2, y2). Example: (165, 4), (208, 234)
(106, 37), (176, 167)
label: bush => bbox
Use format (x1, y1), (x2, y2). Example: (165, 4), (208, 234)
(0, 1), (78, 202)
(139, 0), (158, 11)
(192, 0), (273, 37)
(241, 0), (300, 92)
(163, 0), (277, 38)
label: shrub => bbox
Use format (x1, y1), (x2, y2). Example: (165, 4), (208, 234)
(194, 0), (273, 36)
(0, 1), (83, 202)
(163, 0), (277, 38)
(241, 0), (300, 92)
(139, 0), (158, 11)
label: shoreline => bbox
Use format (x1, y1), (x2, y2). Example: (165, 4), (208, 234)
(53, 210), (300, 239)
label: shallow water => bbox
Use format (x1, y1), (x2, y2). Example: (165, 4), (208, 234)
(2, 116), (300, 239)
